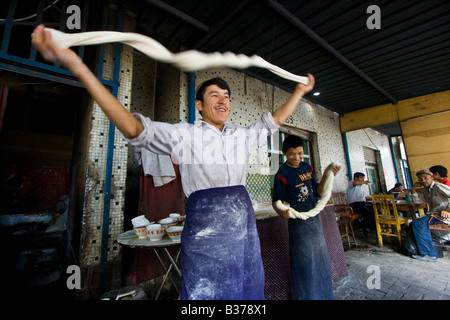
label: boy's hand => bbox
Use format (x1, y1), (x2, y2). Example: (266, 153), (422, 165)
(325, 163), (341, 176)
(278, 208), (291, 220)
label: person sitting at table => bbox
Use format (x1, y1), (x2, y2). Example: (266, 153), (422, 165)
(409, 169), (450, 262)
(388, 183), (404, 199)
(387, 182), (411, 216)
(347, 172), (375, 236)
(429, 165), (450, 187)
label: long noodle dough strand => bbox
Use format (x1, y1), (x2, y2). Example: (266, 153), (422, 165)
(275, 164), (335, 220)
(45, 28), (309, 85)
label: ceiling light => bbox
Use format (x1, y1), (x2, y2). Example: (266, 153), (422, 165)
(313, 92), (320, 96)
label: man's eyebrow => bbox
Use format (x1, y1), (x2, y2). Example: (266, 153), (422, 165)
(208, 90), (229, 95)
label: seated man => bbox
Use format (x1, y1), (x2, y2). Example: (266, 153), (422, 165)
(347, 172), (375, 236)
(388, 183), (404, 199)
(410, 169), (450, 262)
(429, 165), (450, 187)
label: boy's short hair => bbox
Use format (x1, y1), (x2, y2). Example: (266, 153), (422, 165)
(429, 165), (448, 178)
(354, 172), (365, 179)
(394, 183), (403, 188)
(282, 135), (304, 154)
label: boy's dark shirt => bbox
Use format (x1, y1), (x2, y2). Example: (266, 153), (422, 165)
(273, 161), (319, 212)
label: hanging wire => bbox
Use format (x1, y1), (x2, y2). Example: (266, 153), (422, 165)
(0, 0), (60, 22)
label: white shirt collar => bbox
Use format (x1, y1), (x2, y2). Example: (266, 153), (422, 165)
(195, 119), (232, 134)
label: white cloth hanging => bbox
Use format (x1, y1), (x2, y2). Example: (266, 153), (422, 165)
(139, 148), (176, 187)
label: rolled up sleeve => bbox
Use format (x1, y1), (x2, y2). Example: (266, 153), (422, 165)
(123, 113), (181, 156)
(261, 112), (280, 135)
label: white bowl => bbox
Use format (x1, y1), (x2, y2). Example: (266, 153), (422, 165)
(169, 213), (181, 221)
(145, 224), (165, 241)
(158, 217), (177, 228)
(131, 215), (150, 228)
(166, 226), (183, 241)
(133, 226), (147, 239)
(146, 223), (162, 231)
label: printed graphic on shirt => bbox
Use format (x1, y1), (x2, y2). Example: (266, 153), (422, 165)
(297, 183), (310, 202)
(298, 172), (313, 181)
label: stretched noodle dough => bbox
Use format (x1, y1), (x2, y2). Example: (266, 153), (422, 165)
(45, 28), (309, 85)
(44, 27), (332, 215)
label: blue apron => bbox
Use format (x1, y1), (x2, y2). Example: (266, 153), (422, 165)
(180, 185), (265, 300)
(288, 211), (334, 300)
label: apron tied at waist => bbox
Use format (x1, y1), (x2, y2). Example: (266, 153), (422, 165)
(180, 185), (265, 300)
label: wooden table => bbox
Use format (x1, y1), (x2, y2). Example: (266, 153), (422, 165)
(395, 200), (427, 219)
(367, 199), (428, 220)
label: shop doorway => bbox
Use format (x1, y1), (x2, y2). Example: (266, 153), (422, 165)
(0, 70), (87, 299)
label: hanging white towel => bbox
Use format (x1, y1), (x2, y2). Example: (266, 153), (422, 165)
(140, 148), (176, 187)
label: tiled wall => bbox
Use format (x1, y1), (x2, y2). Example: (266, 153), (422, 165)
(187, 68), (349, 195)
(126, 52), (157, 192)
(79, 41), (134, 267)
(245, 173), (272, 202)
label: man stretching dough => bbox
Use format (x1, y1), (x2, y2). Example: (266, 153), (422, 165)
(31, 24), (315, 299)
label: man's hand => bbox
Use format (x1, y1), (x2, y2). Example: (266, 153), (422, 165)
(441, 210), (450, 218)
(295, 73), (315, 95)
(31, 24), (144, 139)
(31, 25), (83, 72)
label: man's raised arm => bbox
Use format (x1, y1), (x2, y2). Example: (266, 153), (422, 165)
(31, 25), (144, 139)
(272, 73), (315, 125)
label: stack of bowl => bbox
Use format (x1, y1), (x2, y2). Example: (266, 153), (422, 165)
(131, 215), (151, 239)
(158, 217), (178, 229)
(166, 226), (183, 241)
(157, 213), (184, 241)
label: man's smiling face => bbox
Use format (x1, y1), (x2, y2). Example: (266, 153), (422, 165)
(195, 84), (230, 131)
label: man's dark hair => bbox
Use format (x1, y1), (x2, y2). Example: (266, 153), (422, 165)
(195, 77), (231, 102)
(354, 172), (365, 179)
(394, 183), (403, 188)
(429, 165), (448, 178)
(282, 135), (305, 154)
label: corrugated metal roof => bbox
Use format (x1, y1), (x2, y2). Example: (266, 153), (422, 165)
(3, 0), (447, 135)
(132, 0), (450, 118)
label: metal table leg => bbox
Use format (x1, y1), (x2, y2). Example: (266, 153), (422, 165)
(153, 247), (181, 300)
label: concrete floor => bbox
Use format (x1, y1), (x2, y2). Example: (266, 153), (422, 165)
(332, 230), (450, 300)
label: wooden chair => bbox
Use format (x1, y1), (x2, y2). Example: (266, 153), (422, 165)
(429, 211), (450, 249)
(329, 192), (361, 247)
(371, 194), (409, 247)
(335, 209), (354, 247)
